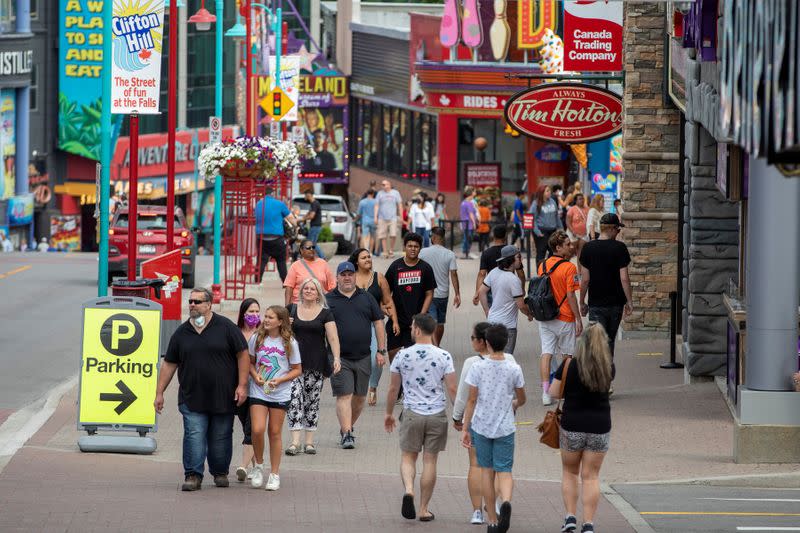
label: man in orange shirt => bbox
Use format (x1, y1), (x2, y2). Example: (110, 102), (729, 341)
(476, 199), (491, 252)
(283, 238), (337, 305)
(536, 230), (582, 406)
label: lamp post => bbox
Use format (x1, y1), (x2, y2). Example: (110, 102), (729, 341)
(189, 0), (221, 301)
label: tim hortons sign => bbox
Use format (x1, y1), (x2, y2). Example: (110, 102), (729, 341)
(503, 83), (623, 143)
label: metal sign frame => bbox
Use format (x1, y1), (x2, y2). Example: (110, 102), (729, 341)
(77, 296), (162, 435)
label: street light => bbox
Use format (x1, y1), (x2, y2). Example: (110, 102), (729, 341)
(189, 0), (216, 32)
(225, 11), (246, 38)
(164, 0), (185, 8)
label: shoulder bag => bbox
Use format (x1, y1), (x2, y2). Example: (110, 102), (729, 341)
(537, 357), (571, 449)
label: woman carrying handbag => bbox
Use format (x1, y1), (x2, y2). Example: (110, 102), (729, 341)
(548, 324), (613, 533)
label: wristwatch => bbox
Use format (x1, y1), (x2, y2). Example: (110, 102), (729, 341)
(377, 348), (388, 355)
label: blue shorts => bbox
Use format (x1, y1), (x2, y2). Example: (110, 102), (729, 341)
(427, 297), (448, 324)
(362, 220), (376, 235)
(471, 429), (515, 472)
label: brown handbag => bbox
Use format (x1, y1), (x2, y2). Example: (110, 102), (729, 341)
(537, 357), (571, 449)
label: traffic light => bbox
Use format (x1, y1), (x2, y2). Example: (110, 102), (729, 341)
(272, 91), (282, 119)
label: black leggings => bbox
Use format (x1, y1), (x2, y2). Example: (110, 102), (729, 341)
(533, 229), (555, 266)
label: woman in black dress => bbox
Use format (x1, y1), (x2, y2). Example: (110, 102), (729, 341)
(285, 277), (341, 455)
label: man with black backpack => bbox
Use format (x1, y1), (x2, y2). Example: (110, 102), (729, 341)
(533, 230), (582, 406)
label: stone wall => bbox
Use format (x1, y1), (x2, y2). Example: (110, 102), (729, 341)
(622, 3), (681, 334)
(680, 53), (740, 376)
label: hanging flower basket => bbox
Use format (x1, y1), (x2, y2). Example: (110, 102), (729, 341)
(199, 135), (314, 182)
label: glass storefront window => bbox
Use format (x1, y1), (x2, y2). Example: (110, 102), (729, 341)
(352, 98), (437, 187)
(457, 118), (525, 193)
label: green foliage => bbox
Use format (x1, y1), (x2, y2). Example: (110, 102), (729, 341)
(318, 225), (334, 243)
(58, 92), (102, 160)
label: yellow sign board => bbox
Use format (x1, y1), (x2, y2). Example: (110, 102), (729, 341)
(79, 305), (161, 427)
(259, 86), (295, 121)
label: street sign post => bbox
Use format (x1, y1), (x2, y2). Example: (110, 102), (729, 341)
(78, 297), (162, 454)
(209, 115), (222, 144)
(260, 86), (295, 121)
(522, 214), (534, 277)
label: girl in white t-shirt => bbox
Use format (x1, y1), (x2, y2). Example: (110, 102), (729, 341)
(248, 305), (302, 491)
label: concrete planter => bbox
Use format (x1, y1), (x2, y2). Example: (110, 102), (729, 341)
(318, 242), (338, 261)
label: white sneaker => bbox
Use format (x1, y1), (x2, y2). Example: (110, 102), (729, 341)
(246, 466), (254, 480)
(250, 464), (264, 488)
(542, 391), (553, 406)
(470, 509), (484, 524)
(265, 472), (280, 491)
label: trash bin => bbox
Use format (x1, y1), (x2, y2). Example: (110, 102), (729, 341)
(111, 278), (166, 299)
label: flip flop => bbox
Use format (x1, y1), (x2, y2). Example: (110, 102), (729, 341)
(401, 493), (416, 520)
(419, 512), (435, 522)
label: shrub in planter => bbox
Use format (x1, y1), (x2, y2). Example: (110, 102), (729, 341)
(318, 225), (334, 243)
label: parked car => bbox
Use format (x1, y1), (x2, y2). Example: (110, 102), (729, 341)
(291, 194), (356, 254)
(108, 206), (197, 288)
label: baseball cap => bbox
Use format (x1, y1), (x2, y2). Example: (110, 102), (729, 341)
(336, 261), (356, 275)
(600, 213), (625, 227)
(496, 245), (520, 263)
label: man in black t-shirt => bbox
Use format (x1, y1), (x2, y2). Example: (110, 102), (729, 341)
(303, 190), (324, 257)
(327, 261), (388, 449)
(578, 213), (633, 368)
(155, 288), (250, 491)
(385, 232), (436, 361)
(472, 225), (524, 306)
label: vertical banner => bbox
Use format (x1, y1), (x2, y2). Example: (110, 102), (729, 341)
(0, 89), (15, 200)
(59, 0), (105, 160)
(50, 215), (82, 251)
(110, 0), (165, 114)
(563, 0), (623, 72)
(268, 55), (300, 122)
(297, 76), (350, 184)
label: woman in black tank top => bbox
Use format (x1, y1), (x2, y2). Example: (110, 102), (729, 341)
(348, 248), (399, 406)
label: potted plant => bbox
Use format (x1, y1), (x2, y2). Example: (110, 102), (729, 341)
(316, 225), (338, 260)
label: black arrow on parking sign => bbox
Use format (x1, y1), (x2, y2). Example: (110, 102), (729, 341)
(100, 380), (137, 415)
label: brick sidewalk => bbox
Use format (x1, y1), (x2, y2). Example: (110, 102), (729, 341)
(0, 254), (791, 532)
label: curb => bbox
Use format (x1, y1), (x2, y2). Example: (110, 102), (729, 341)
(602, 482), (657, 533)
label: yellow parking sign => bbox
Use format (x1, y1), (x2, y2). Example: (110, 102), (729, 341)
(78, 299), (162, 428)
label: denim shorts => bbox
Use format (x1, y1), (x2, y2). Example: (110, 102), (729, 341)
(362, 221), (376, 235)
(427, 297), (449, 324)
(471, 429), (515, 472)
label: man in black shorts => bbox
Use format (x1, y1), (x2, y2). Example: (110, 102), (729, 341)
(327, 261), (387, 449)
(385, 233), (436, 365)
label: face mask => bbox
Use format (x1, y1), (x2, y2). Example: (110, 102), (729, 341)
(192, 315), (206, 328)
(243, 314), (261, 328)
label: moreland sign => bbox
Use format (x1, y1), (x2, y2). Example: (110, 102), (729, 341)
(563, 1), (623, 72)
(504, 83), (623, 143)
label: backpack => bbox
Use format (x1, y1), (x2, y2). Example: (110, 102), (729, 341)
(525, 259), (568, 321)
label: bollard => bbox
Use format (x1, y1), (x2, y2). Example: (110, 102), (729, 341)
(660, 291), (684, 369)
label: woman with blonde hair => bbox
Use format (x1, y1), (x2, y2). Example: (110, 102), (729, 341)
(285, 277), (341, 455)
(549, 324), (612, 533)
(586, 194), (606, 241)
(248, 305), (302, 491)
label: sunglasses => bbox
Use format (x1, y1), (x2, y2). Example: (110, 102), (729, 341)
(188, 299), (208, 305)
(302, 246), (314, 250)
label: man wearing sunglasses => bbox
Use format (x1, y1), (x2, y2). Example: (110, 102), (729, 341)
(155, 288), (250, 492)
(283, 238), (336, 306)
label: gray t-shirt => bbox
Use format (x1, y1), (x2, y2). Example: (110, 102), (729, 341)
(376, 189), (402, 221)
(483, 267), (524, 329)
(419, 245), (457, 299)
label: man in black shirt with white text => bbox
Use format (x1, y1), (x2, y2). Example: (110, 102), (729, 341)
(155, 288), (250, 491)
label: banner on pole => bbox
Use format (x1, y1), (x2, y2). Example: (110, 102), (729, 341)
(110, 0), (166, 115)
(563, 1), (623, 72)
(267, 55), (300, 121)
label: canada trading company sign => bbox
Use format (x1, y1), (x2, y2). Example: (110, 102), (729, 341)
(503, 83), (623, 143)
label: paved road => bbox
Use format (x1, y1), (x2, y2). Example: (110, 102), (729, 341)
(613, 483), (800, 532)
(0, 253), (213, 410)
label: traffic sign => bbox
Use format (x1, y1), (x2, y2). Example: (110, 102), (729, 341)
(259, 87), (295, 121)
(209, 115), (221, 144)
(78, 297), (162, 429)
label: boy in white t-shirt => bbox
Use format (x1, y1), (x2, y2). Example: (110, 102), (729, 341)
(461, 324), (526, 533)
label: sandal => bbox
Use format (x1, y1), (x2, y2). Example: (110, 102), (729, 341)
(303, 444), (317, 455)
(285, 444), (300, 456)
(419, 511), (435, 522)
(367, 388), (377, 406)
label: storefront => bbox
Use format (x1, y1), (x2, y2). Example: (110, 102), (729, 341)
(0, 36), (34, 246)
(54, 126), (235, 251)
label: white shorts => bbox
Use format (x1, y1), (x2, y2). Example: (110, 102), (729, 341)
(539, 319), (576, 356)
